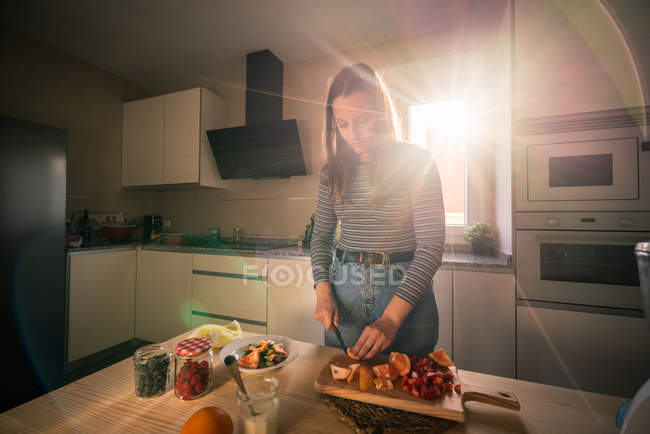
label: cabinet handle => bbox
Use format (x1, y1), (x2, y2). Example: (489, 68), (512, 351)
(546, 217), (559, 226)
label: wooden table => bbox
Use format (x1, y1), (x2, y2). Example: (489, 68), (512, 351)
(0, 332), (625, 433)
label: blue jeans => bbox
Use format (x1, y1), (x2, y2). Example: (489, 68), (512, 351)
(324, 255), (439, 357)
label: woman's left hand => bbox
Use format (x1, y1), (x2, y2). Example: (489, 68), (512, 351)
(349, 316), (399, 360)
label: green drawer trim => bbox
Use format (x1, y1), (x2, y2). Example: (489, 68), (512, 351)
(192, 270), (267, 281)
(192, 311), (267, 327)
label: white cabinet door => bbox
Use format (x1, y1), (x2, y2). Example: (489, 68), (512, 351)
(267, 258), (323, 345)
(453, 271), (515, 378)
(122, 96), (164, 186)
(518, 303), (650, 397)
(191, 254), (268, 332)
(163, 88), (200, 184)
(433, 269), (452, 356)
(68, 250), (136, 362)
(136, 250), (192, 342)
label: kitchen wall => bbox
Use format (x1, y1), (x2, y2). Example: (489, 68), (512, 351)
(154, 13), (511, 242)
(0, 28), (156, 220)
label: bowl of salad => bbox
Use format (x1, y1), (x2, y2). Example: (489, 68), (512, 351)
(218, 335), (299, 371)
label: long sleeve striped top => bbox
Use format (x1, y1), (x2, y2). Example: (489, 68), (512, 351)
(310, 144), (445, 306)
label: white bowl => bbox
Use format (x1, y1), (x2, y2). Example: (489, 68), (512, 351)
(218, 335), (299, 372)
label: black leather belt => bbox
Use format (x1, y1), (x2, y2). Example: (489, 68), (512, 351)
(335, 248), (414, 265)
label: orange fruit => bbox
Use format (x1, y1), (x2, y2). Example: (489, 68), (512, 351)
(371, 363), (392, 378)
(429, 349), (454, 367)
(389, 352), (411, 376)
(346, 347), (360, 361)
(181, 406), (233, 434)
(238, 350), (260, 368)
(358, 366), (374, 392)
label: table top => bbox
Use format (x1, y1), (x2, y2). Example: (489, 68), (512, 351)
(0, 332), (624, 433)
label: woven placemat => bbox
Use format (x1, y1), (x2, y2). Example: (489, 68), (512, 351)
(321, 394), (458, 434)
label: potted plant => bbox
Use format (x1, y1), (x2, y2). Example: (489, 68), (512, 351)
(464, 222), (495, 255)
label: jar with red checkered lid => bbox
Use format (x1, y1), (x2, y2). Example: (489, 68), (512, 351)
(174, 337), (213, 400)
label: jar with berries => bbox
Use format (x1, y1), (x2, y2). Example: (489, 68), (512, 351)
(174, 337), (213, 400)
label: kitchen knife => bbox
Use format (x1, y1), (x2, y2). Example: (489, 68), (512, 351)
(332, 325), (347, 352)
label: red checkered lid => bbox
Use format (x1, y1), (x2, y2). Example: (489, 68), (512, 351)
(174, 337), (212, 356)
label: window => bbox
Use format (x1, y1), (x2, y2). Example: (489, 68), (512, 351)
(409, 100), (472, 226)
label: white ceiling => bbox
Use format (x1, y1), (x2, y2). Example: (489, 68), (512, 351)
(1, 0), (508, 92)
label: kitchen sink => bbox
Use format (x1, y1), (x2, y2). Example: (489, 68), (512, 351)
(179, 236), (295, 250)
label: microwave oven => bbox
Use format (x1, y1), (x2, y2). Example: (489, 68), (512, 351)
(515, 125), (650, 212)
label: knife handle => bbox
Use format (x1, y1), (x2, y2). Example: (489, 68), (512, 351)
(332, 325), (347, 351)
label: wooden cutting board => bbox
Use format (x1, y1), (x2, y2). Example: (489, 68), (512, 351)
(314, 353), (520, 422)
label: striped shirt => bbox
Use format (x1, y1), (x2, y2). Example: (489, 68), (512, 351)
(311, 144), (445, 305)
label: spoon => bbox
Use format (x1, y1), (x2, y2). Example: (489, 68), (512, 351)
(224, 355), (258, 416)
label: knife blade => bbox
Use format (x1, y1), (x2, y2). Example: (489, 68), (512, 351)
(331, 325), (347, 352)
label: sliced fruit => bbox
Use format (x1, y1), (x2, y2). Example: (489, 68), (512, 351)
(238, 350), (260, 368)
(346, 363), (360, 383)
(346, 347), (360, 361)
(389, 352), (411, 376)
(373, 377), (393, 390)
(428, 349), (454, 367)
(330, 364), (352, 380)
(359, 366), (374, 392)
(388, 365), (399, 381)
(371, 364), (391, 378)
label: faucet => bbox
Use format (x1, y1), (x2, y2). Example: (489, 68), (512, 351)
(232, 227), (242, 244)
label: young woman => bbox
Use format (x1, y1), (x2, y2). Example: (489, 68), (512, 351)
(311, 63), (445, 359)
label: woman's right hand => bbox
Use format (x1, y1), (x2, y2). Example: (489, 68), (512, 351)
(314, 282), (338, 330)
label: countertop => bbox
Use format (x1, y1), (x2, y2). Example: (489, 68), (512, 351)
(0, 331), (622, 433)
(68, 242), (513, 273)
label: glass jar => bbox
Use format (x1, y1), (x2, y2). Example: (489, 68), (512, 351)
(133, 343), (172, 398)
(174, 337), (213, 400)
(235, 375), (281, 434)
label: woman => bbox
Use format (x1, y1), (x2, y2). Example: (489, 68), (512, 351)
(311, 63), (445, 360)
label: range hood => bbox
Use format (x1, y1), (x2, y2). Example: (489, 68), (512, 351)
(207, 50), (306, 179)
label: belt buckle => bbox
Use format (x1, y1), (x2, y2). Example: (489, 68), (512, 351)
(366, 251), (386, 265)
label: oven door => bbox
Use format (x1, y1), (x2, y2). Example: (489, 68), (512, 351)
(516, 230), (647, 309)
(527, 137), (638, 201)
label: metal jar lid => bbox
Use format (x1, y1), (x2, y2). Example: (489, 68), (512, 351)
(635, 241), (650, 253)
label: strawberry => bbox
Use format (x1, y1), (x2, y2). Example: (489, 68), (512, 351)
(454, 384), (461, 393)
(411, 386), (420, 398)
(420, 384), (430, 400)
(433, 376), (444, 386)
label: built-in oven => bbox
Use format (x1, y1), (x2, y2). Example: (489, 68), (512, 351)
(515, 125), (650, 212)
(516, 211), (650, 398)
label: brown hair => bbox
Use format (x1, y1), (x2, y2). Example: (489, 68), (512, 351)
(324, 63), (402, 206)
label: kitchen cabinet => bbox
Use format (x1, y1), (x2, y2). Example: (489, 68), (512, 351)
(518, 303), (650, 398)
(121, 87), (227, 188)
(68, 250), (136, 362)
(191, 254), (268, 333)
(267, 258), (323, 345)
(453, 270), (515, 378)
(433, 269), (452, 356)
(135, 249), (192, 342)
(515, 0), (634, 119)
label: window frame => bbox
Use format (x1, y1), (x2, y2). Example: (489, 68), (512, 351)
(407, 100), (482, 243)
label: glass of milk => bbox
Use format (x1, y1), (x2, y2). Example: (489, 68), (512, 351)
(236, 375), (280, 434)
